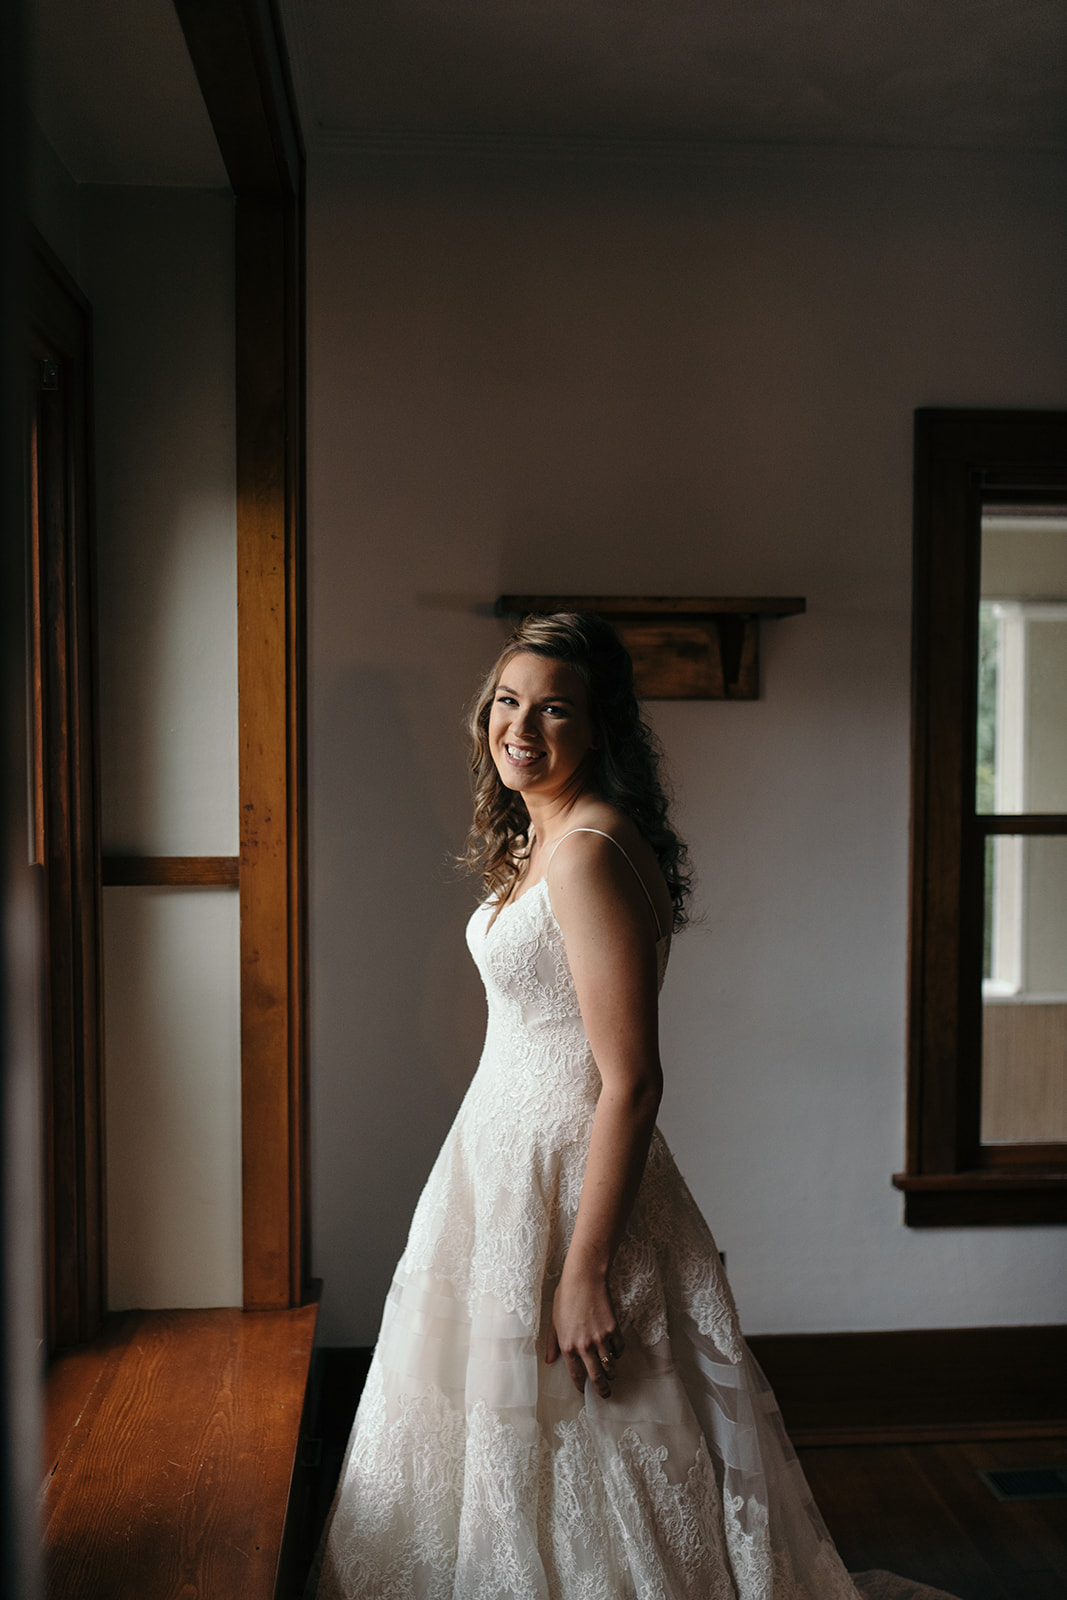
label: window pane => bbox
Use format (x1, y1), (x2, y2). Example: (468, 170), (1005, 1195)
(978, 513), (1067, 814)
(982, 833), (1067, 1143)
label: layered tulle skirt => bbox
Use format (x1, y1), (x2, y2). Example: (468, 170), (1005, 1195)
(313, 1117), (861, 1600)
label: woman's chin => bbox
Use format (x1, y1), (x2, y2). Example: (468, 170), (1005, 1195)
(494, 756), (543, 790)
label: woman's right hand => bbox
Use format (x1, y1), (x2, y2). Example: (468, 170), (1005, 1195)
(545, 1265), (624, 1398)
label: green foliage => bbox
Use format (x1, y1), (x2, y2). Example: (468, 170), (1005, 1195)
(976, 603), (998, 976)
(976, 603), (998, 816)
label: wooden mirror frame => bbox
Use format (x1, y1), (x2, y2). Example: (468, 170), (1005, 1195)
(894, 409), (1067, 1226)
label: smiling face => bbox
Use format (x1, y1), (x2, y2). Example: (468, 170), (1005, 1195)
(487, 652), (597, 805)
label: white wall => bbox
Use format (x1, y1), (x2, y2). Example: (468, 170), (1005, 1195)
(306, 141), (1067, 1345)
(76, 186), (242, 1309)
(102, 888), (241, 1306)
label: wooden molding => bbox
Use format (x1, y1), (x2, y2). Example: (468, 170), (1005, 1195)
(749, 1324), (1067, 1445)
(319, 1324), (1067, 1449)
(30, 239), (106, 1349)
(177, 0), (309, 1309)
(495, 595), (806, 699)
(172, 0), (302, 196)
(892, 1168), (1067, 1227)
(101, 855), (238, 887)
(904, 409), (1067, 1228)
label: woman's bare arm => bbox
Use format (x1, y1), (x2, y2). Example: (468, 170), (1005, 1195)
(544, 831), (664, 1398)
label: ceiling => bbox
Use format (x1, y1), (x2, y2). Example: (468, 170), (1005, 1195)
(30, 0), (226, 185)
(27, 0), (1067, 189)
(280, 0), (1067, 154)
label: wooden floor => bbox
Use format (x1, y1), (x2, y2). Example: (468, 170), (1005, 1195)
(43, 1305), (318, 1600)
(798, 1436), (1067, 1600)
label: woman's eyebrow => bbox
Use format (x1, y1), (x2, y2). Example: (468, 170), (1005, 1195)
(496, 684), (576, 705)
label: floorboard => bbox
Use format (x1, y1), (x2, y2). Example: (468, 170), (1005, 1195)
(798, 1436), (1067, 1600)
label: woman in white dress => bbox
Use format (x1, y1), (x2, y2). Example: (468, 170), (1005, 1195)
(314, 613), (870, 1600)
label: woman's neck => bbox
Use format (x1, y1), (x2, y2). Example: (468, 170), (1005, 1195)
(524, 788), (591, 853)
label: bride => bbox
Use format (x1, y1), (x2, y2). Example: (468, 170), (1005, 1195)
(313, 613), (904, 1599)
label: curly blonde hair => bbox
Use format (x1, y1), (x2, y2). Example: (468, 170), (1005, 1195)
(461, 613), (692, 930)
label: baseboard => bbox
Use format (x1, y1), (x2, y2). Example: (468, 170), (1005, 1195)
(315, 1325), (1067, 1451)
(747, 1324), (1067, 1445)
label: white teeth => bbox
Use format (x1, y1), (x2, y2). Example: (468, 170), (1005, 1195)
(506, 744), (539, 761)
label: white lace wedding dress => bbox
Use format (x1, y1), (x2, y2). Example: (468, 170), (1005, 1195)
(315, 850), (866, 1600)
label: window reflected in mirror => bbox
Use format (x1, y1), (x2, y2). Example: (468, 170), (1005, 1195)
(977, 506), (1067, 1146)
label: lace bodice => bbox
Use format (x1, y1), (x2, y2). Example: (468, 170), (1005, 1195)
(397, 874), (741, 1357)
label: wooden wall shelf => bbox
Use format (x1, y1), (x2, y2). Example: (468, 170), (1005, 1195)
(495, 595), (806, 699)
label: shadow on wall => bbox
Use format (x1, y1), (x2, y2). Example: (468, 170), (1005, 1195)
(313, 664), (485, 1307)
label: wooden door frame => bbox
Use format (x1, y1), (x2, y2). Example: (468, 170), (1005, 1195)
(175, 0), (309, 1308)
(29, 239), (106, 1348)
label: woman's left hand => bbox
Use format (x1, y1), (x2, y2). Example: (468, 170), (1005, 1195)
(545, 1266), (624, 1398)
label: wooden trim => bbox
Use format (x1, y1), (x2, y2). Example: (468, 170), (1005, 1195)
(101, 855), (238, 887)
(236, 194), (295, 1308)
(748, 1324), (1067, 1445)
(894, 1168), (1067, 1189)
(900, 1187), (1067, 1226)
(979, 1142), (1067, 1168)
(286, 181), (311, 1310)
(904, 409), (1067, 1226)
(29, 238), (106, 1348)
(321, 1326), (1067, 1450)
(176, 0), (308, 1309)
(976, 814), (1067, 835)
(171, 0), (302, 197)
(786, 1417), (1067, 1447)
(893, 1165), (1067, 1225)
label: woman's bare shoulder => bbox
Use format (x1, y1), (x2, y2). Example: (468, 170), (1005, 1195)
(548, 807), (671, 936)
(553, 804), (657, 873)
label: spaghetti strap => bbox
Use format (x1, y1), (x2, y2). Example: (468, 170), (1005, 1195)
(544, 827), (667, 942)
